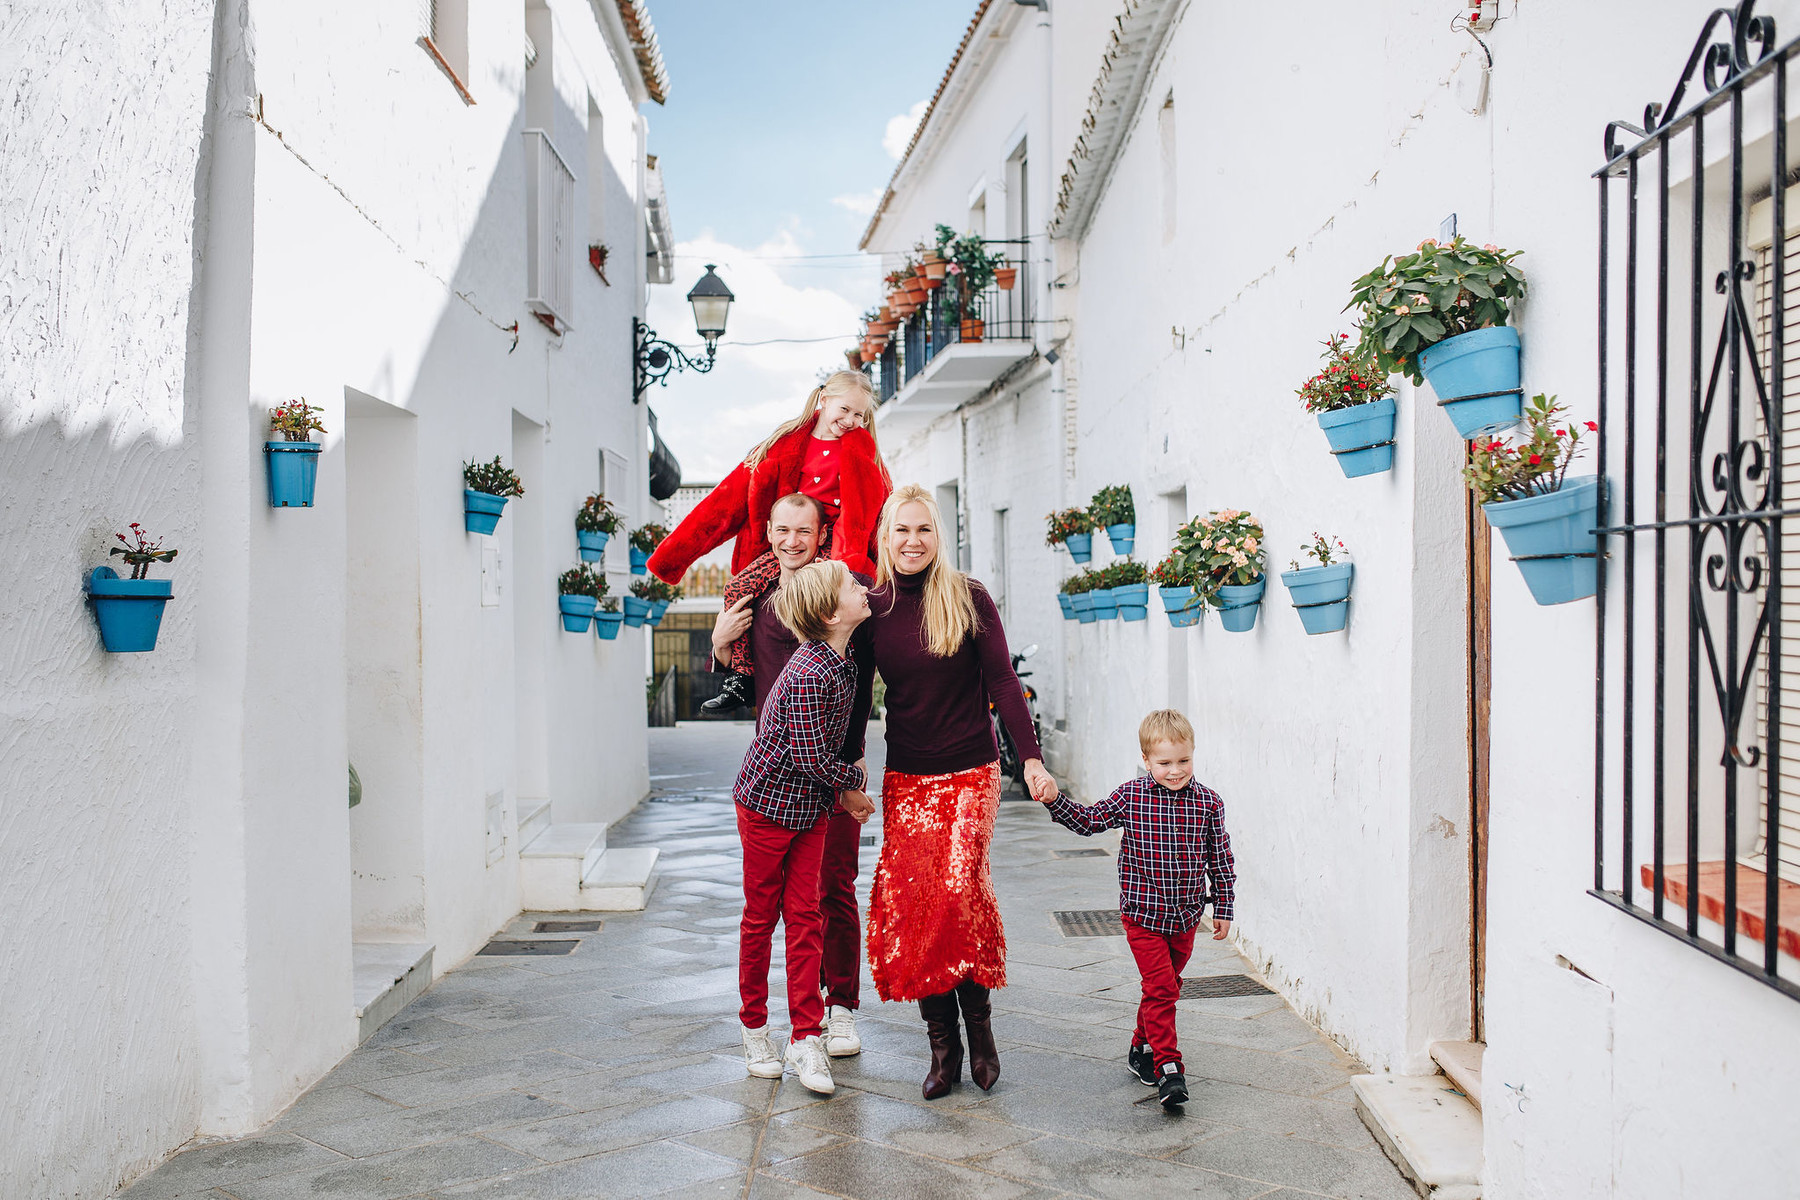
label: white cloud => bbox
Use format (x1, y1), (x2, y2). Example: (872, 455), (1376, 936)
(831, 187), (885, 217)
(883, 99), (929, 160)
(645, 230), (881, 483)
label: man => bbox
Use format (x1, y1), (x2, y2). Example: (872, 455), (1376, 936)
(708, 493), (876, 1059)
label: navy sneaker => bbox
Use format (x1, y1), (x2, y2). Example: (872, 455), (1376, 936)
(1127, 1041), (1157, 1086)
(1157, 1062), (1189, 1109)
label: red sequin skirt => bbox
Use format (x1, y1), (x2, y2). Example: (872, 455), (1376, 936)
(867, 762), (1007, 1001)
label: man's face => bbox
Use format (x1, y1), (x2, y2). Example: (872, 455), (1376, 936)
(769, 501), (823, 571)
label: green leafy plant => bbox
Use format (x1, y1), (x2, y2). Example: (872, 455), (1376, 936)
(576, 494), (624, 534)
(1044, 507), (1096, 546)
(1289, 533), (1350, 572)
(1295, 334), (1395, 414)
(629, 523), (669, 554)
(557, 565), (604, 598)
(1089, 485), (1136, 528)
(938, 224), (1002, 323)
(1463, 393), (1594, 505)
(1346, 236), (1526, 385)
(110, 522), (178, 580)
(1110, 559), (1148, 585)
(269, 399), (326, 442)
(464, 456), (524, 498)
(630, 576), (681, 602)
(598, 596), (621, 613)
(1149, 549), (1196, 588)
(1060, 568), (1100, 594)
(1174, 508), (1266, 602)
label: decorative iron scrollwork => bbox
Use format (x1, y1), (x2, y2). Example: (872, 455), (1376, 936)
(1602, 0), (1778, 162)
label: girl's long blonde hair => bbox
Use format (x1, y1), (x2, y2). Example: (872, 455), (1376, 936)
(744, 370), (880, 468)
(875, 484), (980, 657)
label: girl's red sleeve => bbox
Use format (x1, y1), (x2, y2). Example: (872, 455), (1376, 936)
(647, 461), (751, 584)
(829, 428), (892, 577)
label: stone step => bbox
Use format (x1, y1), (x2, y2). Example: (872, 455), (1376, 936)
(1430, 1040), (1485, 1111)
(520, 821), (606, 859)
(518, 822), (608, 911)
(1352, 1073), (1483, 1200)
(518, 800), (552, 850)
(579, 846), (660, 911)
(351, 942), (433, 1044)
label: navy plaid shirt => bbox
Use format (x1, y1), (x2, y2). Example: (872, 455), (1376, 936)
(733, 640), (866, 830)
(1047, 776), (1236, 935)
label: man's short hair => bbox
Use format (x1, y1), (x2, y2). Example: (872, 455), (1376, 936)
(772, 560), (847, 642)
(1139, 709), (1195, 754)
(769, 492), (826, 527)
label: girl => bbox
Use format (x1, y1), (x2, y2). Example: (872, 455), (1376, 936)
(648, 370), (892, 713)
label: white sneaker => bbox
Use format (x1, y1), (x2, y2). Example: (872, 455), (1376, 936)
(824, 1005), (862, 1057)
(742, 1022), (783, 1079)
(784, 1033), (836, 1095)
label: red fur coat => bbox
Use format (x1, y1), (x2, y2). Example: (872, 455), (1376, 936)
(648, 425), (890, 582)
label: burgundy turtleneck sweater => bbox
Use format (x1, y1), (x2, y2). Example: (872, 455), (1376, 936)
(867, 569), (1043, 776)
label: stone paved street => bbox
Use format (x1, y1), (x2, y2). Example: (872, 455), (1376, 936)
(122, 724), (1413, 1199)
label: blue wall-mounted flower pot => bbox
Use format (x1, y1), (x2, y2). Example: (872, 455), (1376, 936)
(629, 547), (650, 574)
(1057, 593), (1076, 621)
(465, 490), (508, 535)
(265, 441), (322, 507)
(1215, 578), (1266, 633)
(647, 599), (671, 627)
(1063, 533), (1093, 563)
(1484, 474), (1603, 605)
(1071, 592), (1097, 623)
(87, 567), (172, 652)
(1104, 523), (1136, 555)
(1089, 586), (1119, 620)
(1420, 326), (1523, 439)
(577, 530), (611, 562)
(595, 610), (624, 640)
(1316, 397), (1397, 478)
(1159, 585), (1202, 628)
(1114, 581), (1149, 621)
(622, 595), (651, 626)
(558, 593), (596, 633)
(1280, 563), (1354, 635)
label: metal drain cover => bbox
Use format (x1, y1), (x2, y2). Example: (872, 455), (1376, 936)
(1180, 974), (1274, 998)
(1053, 910), (1125, 937)
(533, 920), (602, 934)
(1052, 848), (1109, 859)
(478, 939), (578, 956)
(860, 834), (879, 847)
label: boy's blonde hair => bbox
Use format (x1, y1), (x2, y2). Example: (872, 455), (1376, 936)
(874, 483), (980, 657)
(1139, 709), (1195, 754)
(773, 559), (849, 643)
(744, 370), (881, 467)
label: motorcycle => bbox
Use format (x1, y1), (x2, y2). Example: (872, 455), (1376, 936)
(992, 643), (1041, 790)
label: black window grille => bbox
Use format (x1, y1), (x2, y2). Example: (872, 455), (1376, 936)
(1596, 0), (1799, 1000)
(870, 238), (1033, 407)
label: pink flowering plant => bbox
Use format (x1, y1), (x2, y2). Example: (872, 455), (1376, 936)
(110, 522), (178, 580)
(1174, 508), (1266, 603)
(1289, 533), (1350, 572)
(1464, 393), (1594, 505)
(1295, 335), (1394, 414)
(269, 399), (326, 442)
(1345, 235), (1526, 385)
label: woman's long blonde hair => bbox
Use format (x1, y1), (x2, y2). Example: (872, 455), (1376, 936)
(875, 484), (980, 657)
(744, 370), (880, 467)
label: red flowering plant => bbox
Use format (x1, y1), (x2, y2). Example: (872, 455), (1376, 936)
(1149, 549), (1197, 588)
(1059, 568), (1101, 595)
(1289, 532), (1350, 572)
(1295, 335), (1394, 414)
(269, 398), (326, 442)
(557, 565), (605, 598)
(1345, 235), (1526, 385)
(463, 456), (524, 498)
(1044, 507), (1096, 547)
(1463, 393), (1594, 504)
(110, 523), (178, 580)
(629, 522), (670, 554)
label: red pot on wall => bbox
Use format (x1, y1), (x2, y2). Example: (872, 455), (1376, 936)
(960, 318), (985, 343)
(994, 266), (1017, 290)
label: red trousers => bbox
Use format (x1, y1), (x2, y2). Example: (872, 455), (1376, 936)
(737, 805), (827, 1038)
(818, 806), (862, 1010)
(1124, 914), (1197, 1070)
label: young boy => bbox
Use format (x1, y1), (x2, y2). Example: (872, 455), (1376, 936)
(731, 559), (874, 1095)
(1036, 709), (1236, 1110)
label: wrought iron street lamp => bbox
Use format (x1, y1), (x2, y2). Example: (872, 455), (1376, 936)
(633, 264), (735, 403)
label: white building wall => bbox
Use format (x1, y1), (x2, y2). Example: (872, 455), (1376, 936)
(877, 2), (1800, 1197)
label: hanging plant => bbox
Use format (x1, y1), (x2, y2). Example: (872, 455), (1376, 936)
(1466, 394), (1603, 606)
(265, 399), (327, 508)
(1345, 236), (1526, 385)
(463, 457), (523, 534)
(90, 523), (179, 652)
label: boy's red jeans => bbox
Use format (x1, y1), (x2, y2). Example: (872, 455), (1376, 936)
(1123, 913), (1197, 1070)
(737, 805), (827, 1038)
(818, 806), (862, 1010)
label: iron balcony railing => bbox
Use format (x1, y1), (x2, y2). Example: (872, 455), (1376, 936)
(873, 238), (1033, 405)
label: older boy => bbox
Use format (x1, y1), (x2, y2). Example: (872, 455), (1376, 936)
(732, 560), (872, 1095)
(1036, 709), (1236, 1109)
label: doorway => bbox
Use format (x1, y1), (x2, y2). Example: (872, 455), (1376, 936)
(1466, 481), (1492, 1041)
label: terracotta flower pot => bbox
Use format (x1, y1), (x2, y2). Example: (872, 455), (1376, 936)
(905, 278), (929, 301)
(921, 274), (944, 291)
(894, 295), (918, 316)
(960, 318), (984, 343)
(921, 255), (947, 281)
(846, 348), (862, 369)
(876, 305), (893, 324)
(860, 346), (877, 363)
(868, 320), (896, 335)
(994, 266), (1017, 291)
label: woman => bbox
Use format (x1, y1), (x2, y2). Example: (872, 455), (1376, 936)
(864, 485), (1056, 1099)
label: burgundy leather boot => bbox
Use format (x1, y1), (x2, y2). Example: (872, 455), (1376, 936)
(918, 991), (964, 1099)
(957, 979), (1000, 1090)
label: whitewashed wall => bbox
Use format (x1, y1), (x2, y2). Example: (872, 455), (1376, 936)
(880, 2), (1800, 1196)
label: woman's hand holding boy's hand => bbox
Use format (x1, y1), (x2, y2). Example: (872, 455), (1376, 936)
(838, 789), (875, 824)
(1210, 919), (1231, 941)
(1023, 759), (1057, 804)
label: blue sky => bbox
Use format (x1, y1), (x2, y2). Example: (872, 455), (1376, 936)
(641, 0), (979, 481)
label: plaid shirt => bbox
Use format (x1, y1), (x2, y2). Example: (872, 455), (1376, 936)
(733, 640), (866, 830)
(1047, 776), (1236, 935)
